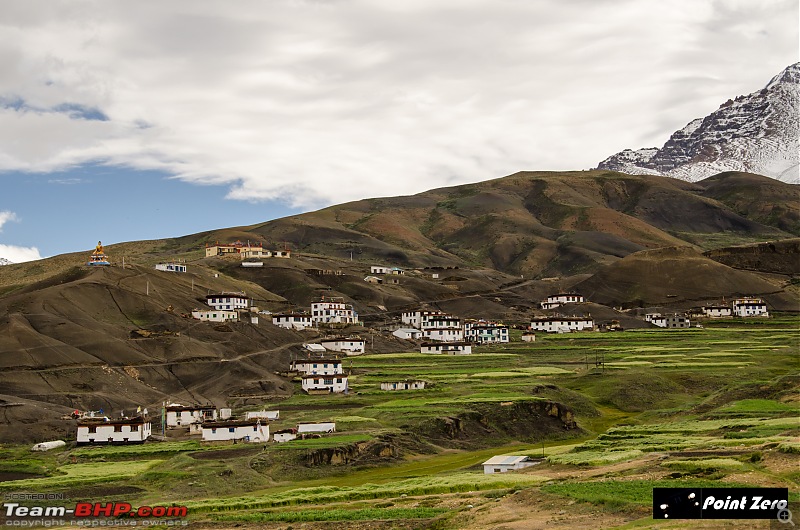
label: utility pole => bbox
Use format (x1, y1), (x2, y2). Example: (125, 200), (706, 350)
(146, 281), (149, 296)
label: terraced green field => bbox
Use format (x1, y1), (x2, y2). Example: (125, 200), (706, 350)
(0, 317), (797, 528)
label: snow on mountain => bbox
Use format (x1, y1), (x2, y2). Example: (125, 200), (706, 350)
(598, 63), (800, 183)
(0, 258), (13, 266)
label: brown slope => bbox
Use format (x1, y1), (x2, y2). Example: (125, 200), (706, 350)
(573, 246), (787, 308)
(0, 264), (304, 442)
(237, 170), (791, 278)
(697, 171), (800, 235)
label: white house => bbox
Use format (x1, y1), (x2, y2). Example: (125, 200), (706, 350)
(422, 315), (461, 330)
(155, 263), (187, 273)
(297, 422), (336, 434)
(320, 336), (365, 355)
(530, 317), (594, 333)
(290, 356), (343, 376)
(393, 328), (424, 340)
(464, 321), (509, 344)
(301, 374), (348, 393)
(241, 261), (264, 268)
(77, 416), (152, 444)
(423, 327), (465, 342)
(648, 315), (691, 328)
(272, 313), (313, 330)
(521, 333), (536, 342)
(364, 275), (383, 284)
(540, 293), (585, 310)
(381, 380), (426, 391)
(245, 410), (280, 421)
(165, 403), (218, 427)
(732, 298), (769, 317)
(206, 293), (249, 311)
(191, 309), (238, 322)
(482, 455), (538, 474)
(303, 343), (327, 353)
(311, 299), (359, 325)
(388, 267), (405, 275)
(702, 305), (733, 318)
(273, 428), (297, 443)
(370, 266), (390, 274)
(201, 420), (269, 443)
(401, 310), (446, 329)
(420, 341), (473, 354)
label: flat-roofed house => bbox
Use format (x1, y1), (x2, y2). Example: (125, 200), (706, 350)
(530, 316), (594, 333)
(77, 416), (151, 444)
(201, 419), (269, 443)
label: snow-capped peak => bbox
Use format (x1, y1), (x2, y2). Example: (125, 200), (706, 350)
(597, 63), (799, 183)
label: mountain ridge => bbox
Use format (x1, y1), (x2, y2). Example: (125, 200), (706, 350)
(597, 63), (800, 183)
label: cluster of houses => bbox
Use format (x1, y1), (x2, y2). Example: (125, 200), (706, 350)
(700, 297), (769, 318)
(76, 402), (338, 445)
(392, 310), (511, 355)
(191, 291), (260, 324)
(205, 241), (291, 260)
(272, 297), (361, 330)
(644, 297), (770, 329)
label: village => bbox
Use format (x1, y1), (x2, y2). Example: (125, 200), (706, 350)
(44, 238), (776, 473)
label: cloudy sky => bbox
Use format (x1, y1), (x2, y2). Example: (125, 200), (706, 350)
(1, 0), (797, 262)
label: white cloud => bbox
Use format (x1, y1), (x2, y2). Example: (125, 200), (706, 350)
(0, 244), (42, 263)
(0, 211), (18, 231)
(0, 0), (796, 209)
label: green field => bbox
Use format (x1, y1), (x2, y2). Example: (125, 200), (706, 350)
(1, 317), (797, 527)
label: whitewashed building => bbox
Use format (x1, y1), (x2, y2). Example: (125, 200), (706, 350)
(381, 380), (426, 391)
(423, 327), (464, 342)
(464, 321), (510, 344)
(290, 356), (343, 376)
(311, 299), (359, 325)
(482, 455), (538, 474)
(301, 374), (348, 393)
(320, 336), (365, 355)
(272, 313), (313, 330)
(393, 328), (424, 340)
(191, 309), (238, 322)
(165, 404), (218, 427)
(155, 263), (187, 273)
(273, 428), (297, 443)
(297, 422), (336, 434)
(370, 266), (390, 274)
(422, 315), (462, 330)
(540, 293), (585, 310)
(521, 333), (536, 342)
(201, 420), (269, 443)
(401, 310), (446, 329)
(245, 410), (280, 421)
(648, 315), (691, 328)
(530, 317), (594, 333)
(421, 342), (472, 354)
(77, 416), (152, 444)
(702, 305), (733, 318)
(206, 293), (249, 311)
(732, 298), (769, 317)
(364, 275), (383, 284)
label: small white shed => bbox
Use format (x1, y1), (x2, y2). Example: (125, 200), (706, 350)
(482, 455), (538, 474)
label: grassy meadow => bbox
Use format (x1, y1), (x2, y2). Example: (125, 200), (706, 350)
(0, 316), (797, 528)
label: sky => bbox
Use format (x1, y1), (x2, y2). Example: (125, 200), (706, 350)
(0, 0), (797, 262)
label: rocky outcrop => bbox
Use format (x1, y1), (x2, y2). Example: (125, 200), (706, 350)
(415, 399), (579, 449)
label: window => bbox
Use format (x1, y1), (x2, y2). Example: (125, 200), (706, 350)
(211, 428), (217, 433)
(337, 378), (343, 383)
(324, 378), (334, 385)
(253, 426), (258, 431)
(229, 427), (235, 433)
(114, 425), (123, 432)
(131, 425), (139, 431)
(88, 426), (97, 433)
